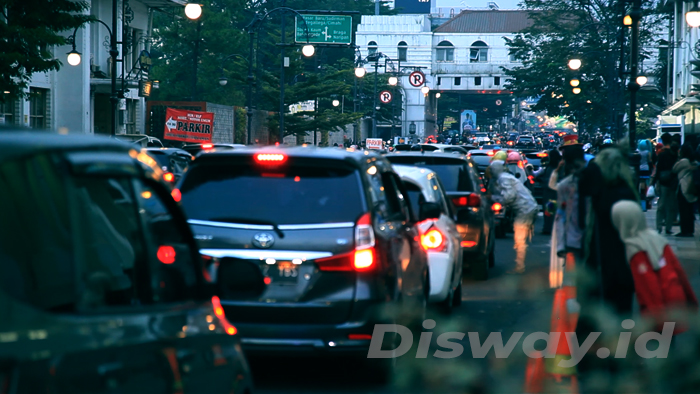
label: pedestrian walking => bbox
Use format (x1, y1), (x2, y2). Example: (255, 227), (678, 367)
(673, 143), (697, 237)
(486, 160), (538, 274)
(535, 149), (561, 235)
(654, 133), (679, 234)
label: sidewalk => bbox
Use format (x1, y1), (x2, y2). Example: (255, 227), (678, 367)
(644, 205), (700, 293)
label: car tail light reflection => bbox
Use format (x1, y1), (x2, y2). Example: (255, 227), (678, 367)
(421, 228), (445, 251)
(452, 193), (481, 208)
(348, 334), (372, 340)
(528, 175), (535, 184)
(537, 152), (548, 158)
(461, 241), (477, 248)
(492, 202), (503, 211)
(157, 245), (176, 264)
(171, 188), (182, 202)
(211, 296), (237, 335)
(487, 150), (495, 156)
(163, 172), (175, 182)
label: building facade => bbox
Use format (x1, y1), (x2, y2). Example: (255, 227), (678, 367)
(355, 8), (532, 141)
(0, 0), (185, 135)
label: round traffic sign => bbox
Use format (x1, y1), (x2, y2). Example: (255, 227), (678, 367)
(408, 71), (425, 87)
(379, 90), (393, 104)
(495, 99), (502, 106)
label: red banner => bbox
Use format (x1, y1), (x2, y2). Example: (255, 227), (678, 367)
(163, 108), (214, 143)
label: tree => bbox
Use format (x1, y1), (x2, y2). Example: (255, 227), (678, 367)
(503, 0), (667, 137)
(0, 0), (92, 100)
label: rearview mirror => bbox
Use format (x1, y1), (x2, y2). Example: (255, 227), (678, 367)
(419, 202), (442, 221)
(215, 258), (267, 300)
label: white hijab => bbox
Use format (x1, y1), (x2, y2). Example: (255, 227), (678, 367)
(611, 200), (668, 268)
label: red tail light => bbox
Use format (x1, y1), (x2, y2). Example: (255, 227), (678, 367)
(255, 153), (287, 163)
(316, 213), (375, 272)
(536, 152), (548, 158)
(171, 188), (182, 202)
(461, 241), (477, 248)
(528, 175), (535, 185)
(202, 144), (214, 149)
(492, 202), (503, 211)
(348, 334), (372, 340)
(487, 150), (495, 156)
(452, 193), (481, 208)
(163, 172), (175, 182)
(211, 296), (237, 335)
(421, 228), (445, 251)
(518, 161), (524, 169)
(157, 245), (176, 264)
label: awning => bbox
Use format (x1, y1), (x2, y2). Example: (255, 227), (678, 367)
(661, 96), (700, 115)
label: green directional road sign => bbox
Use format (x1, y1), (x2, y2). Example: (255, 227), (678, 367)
(295, 14), (353, 45)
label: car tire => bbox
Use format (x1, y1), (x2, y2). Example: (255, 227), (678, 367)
(452, 280), (462, 307)
(471, 255), (489, 281)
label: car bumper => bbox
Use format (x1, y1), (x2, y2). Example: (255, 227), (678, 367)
(456, 224), (480, 251)
(427, 251), (453, 302)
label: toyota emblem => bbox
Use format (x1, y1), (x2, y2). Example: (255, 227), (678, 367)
(252, 233), (275, 249)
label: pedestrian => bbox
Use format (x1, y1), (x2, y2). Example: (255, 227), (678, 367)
(486, 160), (538, 274)
(654, 133), (679, 234)
(673, 143), (697, 237)
(638, 139), (654, 211)
(534, 149), (561, 235)
(553, 137), (587, 258)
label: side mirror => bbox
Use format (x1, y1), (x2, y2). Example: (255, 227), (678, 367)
(215, 258), (267, 300)
(419, 202), (442, 221)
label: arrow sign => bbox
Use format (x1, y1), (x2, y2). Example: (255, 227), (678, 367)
(379, 90), (393, 104)
(165, 116), (177, 131)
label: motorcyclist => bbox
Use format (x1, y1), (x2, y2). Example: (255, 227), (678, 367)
(486, 160), (538, 274)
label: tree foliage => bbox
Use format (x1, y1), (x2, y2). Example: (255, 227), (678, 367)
(503, 0), (667, 136)
(0, 0), (92, 100)
(150, 0), (389, 142)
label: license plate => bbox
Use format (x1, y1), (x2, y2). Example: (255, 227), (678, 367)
(266, 261), (298, 284)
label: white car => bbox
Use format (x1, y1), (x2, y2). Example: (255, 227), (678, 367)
(392, 165), (463, 312)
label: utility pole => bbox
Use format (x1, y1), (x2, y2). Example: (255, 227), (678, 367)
(109, 0), (118, 135)
(628, 0), (642, 149)
(246, 16), (258, 145)
(192, 20), (201, 101)
(375, 0), (379, 15)
(279, 0), (287, 144)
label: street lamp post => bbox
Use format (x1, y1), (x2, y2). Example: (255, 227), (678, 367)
(628, 0), (642, 150)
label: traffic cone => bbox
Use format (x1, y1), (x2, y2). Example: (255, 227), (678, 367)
(523, 351), (545, 394)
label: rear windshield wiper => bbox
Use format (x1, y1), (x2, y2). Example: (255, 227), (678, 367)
(208, 217), (284, 238)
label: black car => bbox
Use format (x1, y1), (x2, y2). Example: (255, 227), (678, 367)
(385, 152), (495, 280)
(182, 143), (245, 156)
(523, 150), (549, 204)
(145, 147), (193, 184)
(0, 132), (255, 394)
(516, 135), (537, 148)
(467, 149), (496, 176)
(175, 146), (429, 380)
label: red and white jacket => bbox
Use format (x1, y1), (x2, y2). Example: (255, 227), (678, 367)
(630, 245), (698, 334)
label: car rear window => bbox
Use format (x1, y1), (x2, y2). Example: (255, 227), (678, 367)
(468, 153), (493, 168)
(146, 151), (170, 168)
(402, 181), (424, 221)
(179, 163), (365, 225)
(387, 156), (474, 192)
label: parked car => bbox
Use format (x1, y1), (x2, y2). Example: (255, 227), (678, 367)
(112, 133), (164, 147)
(145, 147), (194, 185)
(393, 165), (463, 312)
(182, 143), (246, 156)
(385, 152), (495, 280)
(0, 132), (255, 394)
(175, 146), (429, 381)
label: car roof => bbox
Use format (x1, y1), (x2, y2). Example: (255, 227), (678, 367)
(0, 131), (134, 163)
(386, 151), (469, 161)
(191, 145), (388, 167)
(391, 165), (439, 203)
(145, 147), (192, 156)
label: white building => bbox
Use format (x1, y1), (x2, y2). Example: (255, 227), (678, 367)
(0, 0), (186, 134)
(355, 8), (533, 140)
(661, 0), (700, 141)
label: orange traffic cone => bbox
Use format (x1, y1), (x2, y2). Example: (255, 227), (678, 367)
(523, 351), (545, 394)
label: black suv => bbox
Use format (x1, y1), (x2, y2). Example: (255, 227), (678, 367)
(385, 152), (495, 280)
(175, 147), (429, 377)
(0, 132), (254, 393)
(145, 147), (193, 185)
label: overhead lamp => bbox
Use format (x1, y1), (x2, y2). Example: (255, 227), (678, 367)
(435, 92), (441, 98)
(568, 58), (582, 70)
(623, 15), (633, 26)
(355, 67), (366, 78)
(570, 79), (580, 87)
(332, 99), (340, 107)
(636, 75), (648, 86)
(302, 45), (315, 57)
(184, 3), (202, 20)
(218, 77), (228, 86)
(421, 86), (430, 95)
(388, 76), (398, 86)
(67, 49), (82, 66)
(687, 2), (700, 27)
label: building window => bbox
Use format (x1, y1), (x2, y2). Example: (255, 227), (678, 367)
(494, 76), (501, 85)
(368, 41), (377, 56)
(436, 41), (454, 62)
(124, 99), (137, 134)
(398, 41), (407, 62)
(0, 99), (16, 125)
(438, 77), (442, 86)
(470, 41), (488, 63)
(454, 77), (461, 86)
(29, 88), (48, 129)
(450, 8), (455, 17)
(475, 77), (482, 86)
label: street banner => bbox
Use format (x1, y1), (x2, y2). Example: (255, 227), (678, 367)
(366, 138), (383, 150)
(163, 108), (214, 143)
(460, 110), (477, 134)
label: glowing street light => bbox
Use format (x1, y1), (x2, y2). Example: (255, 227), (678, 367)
(636, 75), (648, 86)
(421, 86), (429, 95)
(687, 2), (700, 27)
(570, 79), (580, 87)
(388, 76), (398, 86)
(332, 99), (340, 107)
(568, 58), (582, 70)
(66, 49), (82, 66)
(185, 3), (202, 20)
(573, 87), (581, 94)
(301, 44), (315, 57)
(355, 67), (366, 78)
